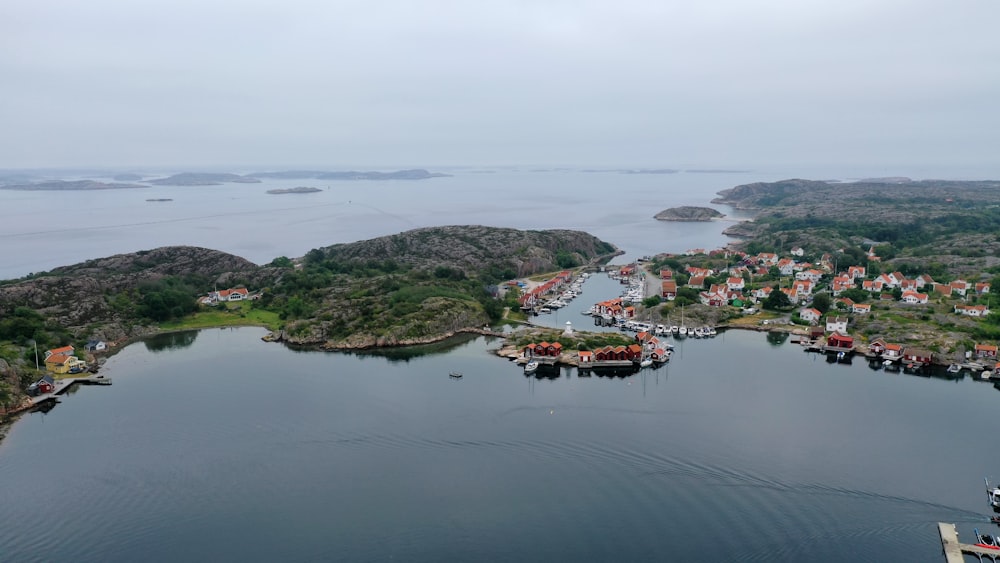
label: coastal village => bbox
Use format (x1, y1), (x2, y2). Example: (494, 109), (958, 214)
(507, 243), (1000, 382)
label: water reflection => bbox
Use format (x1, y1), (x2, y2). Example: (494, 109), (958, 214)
(346, 333), (484, 362)
(144, 330), (199, 353)
(766, 331), (789, 346)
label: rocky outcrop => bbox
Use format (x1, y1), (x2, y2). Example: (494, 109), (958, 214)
(653, 206), (725, 222)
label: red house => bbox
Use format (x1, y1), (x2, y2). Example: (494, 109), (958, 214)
(826, 332), (854, 351)
(902, 348), (933, 364)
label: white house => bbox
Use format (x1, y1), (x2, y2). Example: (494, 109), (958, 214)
(790, 247), (805, 257)
(799, 307), (822, 323)
(901, 290), (929, 304)
(726, 277), (745, 291)
(826, 316), (848, 333)
(955, 304), (990, 317)
(796, 269), (823, 284)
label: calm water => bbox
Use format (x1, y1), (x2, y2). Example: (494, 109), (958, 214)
(2, 324), (999, 562)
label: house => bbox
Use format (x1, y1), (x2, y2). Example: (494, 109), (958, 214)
(799, 308), (822, 323)
(781, 287), (799, 304)
(974, 344), (998, 359)
(900, 291), (929, 304)
(874, 273), (896, 289)
(85, 340), (107, 352)
(852, 303), (871, 314)
(776, 259), (795, 276)
(847, 266), (866, 280)
(796, 269), (823, 284)
(862, 279), (883, 292)
(826, 316), (848, 333)
(752, 286), (773, 301)
(44, 345), (74, 359)
(933, 282), (952, 295)
(882, 343), (904, 359)
(916, 274), (935, 289)
(522, 341), (563, 358)
(950, 280), (970, 297)
(577, 350), (593, 366)
(790, 246), (804, 257)
(688, 275), (706, 288)
(955, 304), (990, 317)
(976, 282), (991, 295)
(791, 280), (813, 297)
(659, 269), (673, 279)
(826, 332), (854, 351)
(216, 288), (250, 302)
(31, 375), (56, 395)
(902, 348), (933, 365)
(756, 252), (779, 266)
(661, 281), (677, 300)
(836, 297), (855, 309)
(726, 277), (745, 291)
(869, 338), (887, 355)
(831, 275), (853, 295)
(44, 353), (74, 374)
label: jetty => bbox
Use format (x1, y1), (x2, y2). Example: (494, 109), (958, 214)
(937, 522), (1000, 562)
(31, 374), (112, 405)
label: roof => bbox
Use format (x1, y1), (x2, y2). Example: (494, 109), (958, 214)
(45, 353), (71, 365)
(48, 345), (74, 356)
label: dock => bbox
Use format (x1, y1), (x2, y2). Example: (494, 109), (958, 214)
(30, 374), (112, 405)
(938, 522), (1000, 562)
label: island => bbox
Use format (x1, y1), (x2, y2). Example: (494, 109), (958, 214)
(0, 180), (148, 191)
(653, 206), (725, 222)
(146, 198), (173, 202)
(248, 169), (451, 180)
(147, 173), (262, 186)
(266, 187), (322, 195)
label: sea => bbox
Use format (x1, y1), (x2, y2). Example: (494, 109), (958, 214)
(2, 165), (1000, 561)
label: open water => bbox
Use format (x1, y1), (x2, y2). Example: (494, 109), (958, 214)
(4, 166), (1000, 560)
(1, 322), (999, 562)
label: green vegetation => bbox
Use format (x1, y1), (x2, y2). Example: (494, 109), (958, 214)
(159, 301), (281, 331)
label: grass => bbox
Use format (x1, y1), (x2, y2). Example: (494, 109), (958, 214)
(159, 302), (281, 331)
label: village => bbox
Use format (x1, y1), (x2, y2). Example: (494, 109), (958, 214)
(506, 243), (1000, 381)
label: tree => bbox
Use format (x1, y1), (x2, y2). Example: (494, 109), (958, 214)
(812, 292), (832, 313)
(763, 289), (792, 310)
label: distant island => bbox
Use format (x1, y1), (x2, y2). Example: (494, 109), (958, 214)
(653, 206), (725, 222)
(0, 180), (148, 191)
(146, 198), (173, 202)
(113, 173), (145, 181)
(266, 187), (322, 195)
(147, 173), (262, 186)
(248, 169), (451, 181)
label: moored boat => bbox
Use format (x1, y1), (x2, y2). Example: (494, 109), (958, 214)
(449, 372), (463, 379)
(987, 478), (1000, 510)
(947, 363), (961, 373)
(524, 360), (539, 374)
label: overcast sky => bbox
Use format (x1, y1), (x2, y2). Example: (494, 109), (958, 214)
(2, 0), (998, 171)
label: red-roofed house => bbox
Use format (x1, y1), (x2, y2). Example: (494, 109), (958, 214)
(799, 308), (822, 323)
(901, 291), (929, 304)
(956, 304), (990, 317)
(975, 344), (998, 359)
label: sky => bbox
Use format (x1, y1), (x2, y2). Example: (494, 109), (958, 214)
(2, 0), (999, 171)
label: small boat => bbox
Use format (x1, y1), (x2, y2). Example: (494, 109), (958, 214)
(976, 528), (1000, 549)
(449, 372), (463, 379)
(947, 363), (961, 373)
(678, 326), (688, 337)
(524, 361), (539, 374)
(670, 325), (679, 334)
(640, 358), (653, 368)
(991, 515), (1000, 526)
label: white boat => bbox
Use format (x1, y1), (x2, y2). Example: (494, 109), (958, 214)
(524, 361), (539, 374)
(654, 324), (666, 335)
(987, 478), (1000, 509)
(882, 359), (893, 367)
(639, 358), (653, 368)
(670, 325), (679, 334)
(449, 372), (463, 379)
(539, 307), (552, 314)
(708, 327), (717, 336)
(946, 363), (961, 373)
(678, 326), (688, 336)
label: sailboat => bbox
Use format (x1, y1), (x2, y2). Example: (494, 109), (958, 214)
(678, 305), (688, 337)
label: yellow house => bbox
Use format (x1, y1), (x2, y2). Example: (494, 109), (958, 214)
(44, 353), (74, 374)
(43, 345), (85, 374)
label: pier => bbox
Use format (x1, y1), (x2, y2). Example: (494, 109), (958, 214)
(31, 374), (112, 405)
(938, 522), (1000, 562)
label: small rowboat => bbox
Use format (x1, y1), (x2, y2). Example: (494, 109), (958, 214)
(449, 372), (463, 379)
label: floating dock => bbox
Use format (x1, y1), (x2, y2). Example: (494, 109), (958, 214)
(937, 522), (1000, 562)
(30, 374), (112, 405)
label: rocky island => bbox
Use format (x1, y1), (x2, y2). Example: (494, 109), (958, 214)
(0, 180), (148, 191)
(266, 187), (322, 194)
(148, 172), (262, 185)
(653, 206), (725, 222)
(248, 169), (451, 180)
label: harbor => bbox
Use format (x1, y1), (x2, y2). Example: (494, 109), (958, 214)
(29, 374), (112, 406)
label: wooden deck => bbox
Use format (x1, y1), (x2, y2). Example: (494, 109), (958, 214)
(31, 374), (112, 405)
(938, 522), (1000, 561)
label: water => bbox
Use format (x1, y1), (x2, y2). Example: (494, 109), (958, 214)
(2, 168), (774, 280)
(1, 325), (999, 561)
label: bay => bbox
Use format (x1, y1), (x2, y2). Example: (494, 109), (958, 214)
(1, 322), (998, 561)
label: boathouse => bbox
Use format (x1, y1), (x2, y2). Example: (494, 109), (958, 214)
(35, 375), (55, 395)
(869, 338), (886, 355)
(577, 350), (593, 366)
(825, 332), (854, 352)
(523, 342), (563, 358)
(974, 344), (998, 359)
(902, 347), (933, 365)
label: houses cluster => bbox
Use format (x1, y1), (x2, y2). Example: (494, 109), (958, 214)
(516, 271), (576, 311)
